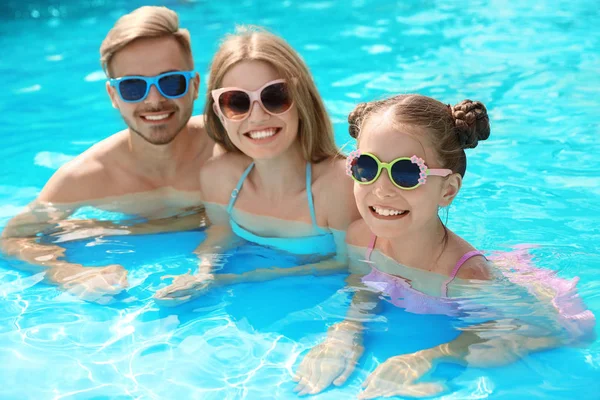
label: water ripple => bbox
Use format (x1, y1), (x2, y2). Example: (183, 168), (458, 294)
(0, 1), (599, 399)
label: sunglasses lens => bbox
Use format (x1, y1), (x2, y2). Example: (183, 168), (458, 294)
(158, 73), (188, 97)
(352, 155), (379, 183)
(118, 79), (147, 102)
(391, 159), (420, 188)
(260, 82), (292, 114)
(219, 90), (251, 120)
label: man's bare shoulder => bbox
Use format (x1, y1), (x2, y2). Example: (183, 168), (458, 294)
(38, 132), (129, 204)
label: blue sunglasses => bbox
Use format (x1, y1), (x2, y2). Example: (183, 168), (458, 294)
(109, 70), (195, 103)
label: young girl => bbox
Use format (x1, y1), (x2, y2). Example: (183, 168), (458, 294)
(154, 27), (359, 304)
(293, 95), (595, 398)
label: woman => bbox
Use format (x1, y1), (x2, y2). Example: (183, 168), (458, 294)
(155, 27), (359, 305)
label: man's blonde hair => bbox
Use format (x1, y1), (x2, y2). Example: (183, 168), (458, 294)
(205, 26), (341, 163)
(100, 6), (193, 77)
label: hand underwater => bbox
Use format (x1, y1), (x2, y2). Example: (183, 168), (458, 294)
(293, 321), (364, 395)
(358, 350), (445, 399)
(60, 264), (129, 304)
(154, 270), (215, 306)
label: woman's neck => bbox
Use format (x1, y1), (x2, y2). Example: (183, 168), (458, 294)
(250, 141), (307, 197)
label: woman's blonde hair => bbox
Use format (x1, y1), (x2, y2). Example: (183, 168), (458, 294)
(100, 6), (193, 77)
(205, 26), (340, 163)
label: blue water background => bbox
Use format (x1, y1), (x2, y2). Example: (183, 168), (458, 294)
(1, 0), (599, 399)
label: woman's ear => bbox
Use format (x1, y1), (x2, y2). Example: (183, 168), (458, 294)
(439, 173), (462, 207)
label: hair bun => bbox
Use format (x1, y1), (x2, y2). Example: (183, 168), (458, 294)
(451, 100), (490, 149)
(348, 102), (373, 138)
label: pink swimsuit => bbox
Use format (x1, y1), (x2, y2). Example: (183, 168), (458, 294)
(361, 237), (596, 342)
(361, 235), (484, 316)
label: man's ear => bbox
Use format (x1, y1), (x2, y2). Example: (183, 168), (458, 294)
(439, 173), (462, 207)
(106, 81), (119, 109)
(192, 72), (200, 100)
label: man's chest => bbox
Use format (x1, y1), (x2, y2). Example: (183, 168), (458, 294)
(87, 186), (202, 219)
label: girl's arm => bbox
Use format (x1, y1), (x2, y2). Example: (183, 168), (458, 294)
(293, 273), (381, 396)
(421, 319), (561, 367)
(357, 318), (562, 399)
(358, 264), (596, 400)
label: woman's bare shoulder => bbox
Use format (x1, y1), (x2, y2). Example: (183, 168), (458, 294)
(312, 157), (361, 230)
(346, 219), (372, 248)
(199, 152), (253, 204)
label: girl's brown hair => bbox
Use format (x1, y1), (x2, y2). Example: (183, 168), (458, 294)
(348, 94), (490, 177)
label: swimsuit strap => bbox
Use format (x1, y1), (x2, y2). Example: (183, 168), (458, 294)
(306, 163), (327, 233)
(441, 250), (485, 297)
(227, 162), (255, 214)
(365, 234), (377, 262)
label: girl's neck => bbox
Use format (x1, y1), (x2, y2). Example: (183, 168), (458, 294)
(380, 217), (448, 272)
(250, 141), (307, 197)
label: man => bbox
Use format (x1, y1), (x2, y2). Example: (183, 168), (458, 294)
(1, 6), (222, 301)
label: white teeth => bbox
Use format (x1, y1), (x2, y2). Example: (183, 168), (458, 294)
(144, 113), (170, 121)
(248, 128), (277, 139)
(372, 206), (406, 216)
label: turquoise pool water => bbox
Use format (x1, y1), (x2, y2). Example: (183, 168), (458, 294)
(1, 0), (599, 398)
